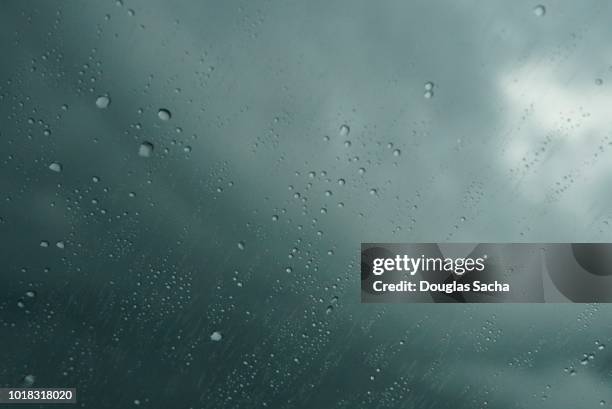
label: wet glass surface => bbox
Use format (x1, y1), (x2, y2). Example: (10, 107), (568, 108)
(1, 0), (612, 407)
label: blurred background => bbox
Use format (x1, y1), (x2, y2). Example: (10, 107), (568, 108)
(1, 0), (612, 407)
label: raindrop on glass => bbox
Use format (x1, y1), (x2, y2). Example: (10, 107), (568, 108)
(158, 108), (172, 121)
(138, 142), (154, 157)
(533, 5), (546, 17)
(95, 95), (110, 109)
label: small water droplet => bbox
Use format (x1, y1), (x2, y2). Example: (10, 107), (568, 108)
(210, 331), (222, 341)
(40, 241), (49, 248)
(595, 78), (604, 86)
(56, 241), (65, 249)
(424, 82), (434, 91)
(339, 124), (350, 137)
(393, 149), (401, 157)
(424, 90), (434, 99)
(237, 241), (245, 250)
(49, 162), (62, 172)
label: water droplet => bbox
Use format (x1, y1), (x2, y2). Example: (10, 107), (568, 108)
(424, 90), (434, 99)
(92, 176), (100, 183)
(344, 140), (351, 148)
(237, 241), (245, 250)
(272, 215), (279, 221)
(595, 78), (603, 86)
(424, 82), (434, 91)
(95, 95), (110, 109)
(56, 241), (65, 249)
(49, 162), (62, 172)
(339, 124), (350, 137)
(533, 5), (546, 17)
(210, 331), (222, 341)
(25, 290), (36, 298)
(23, 375), (35, 386)
(392, 149), (401, 157)
(40, 241), (49, 248)
(157, 108), (172, 121)
(138, 142), (154, 157)
(337, 179), (345, 186)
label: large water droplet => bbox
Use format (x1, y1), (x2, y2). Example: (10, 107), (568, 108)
(95, 95), (110, 109)
(533, 5), (546, 16)
(138, 142), (154, 157)
(158, 108), (172, 121)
